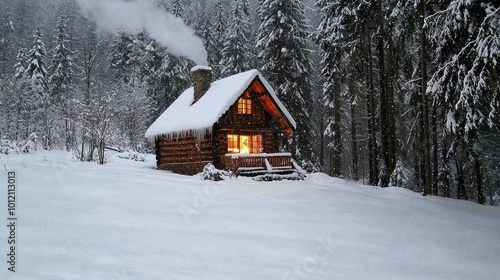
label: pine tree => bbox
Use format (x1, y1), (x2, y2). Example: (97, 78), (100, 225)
(156, 49), (192, 116)
(26, 28), (51, 148)
(214, 2), (227, 42)
(140, 36), (163, 87)
(110, 30), (134, 84)
(26, 28), (48, 93)
(171, 0), (184, 20)
(211, 1), (228, 77)
(50, 16), (74, 104)
(256, 0), (316, 168)
(49, 15), (75, 150)
(389, 0), (435, 194)
(241, 0), (251, 17)
(374, 0), (398, 187)
(220, 1), (252, 77)
(315, 0), (352, 177)
(12, 48), (29, 140)
(200, 17), (218, 69)
(427, 0), (500, 203)
(0, 11), (15, 77)
(14, 48), (28, 80)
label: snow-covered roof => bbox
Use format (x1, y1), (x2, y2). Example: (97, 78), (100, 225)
(145, 69), (296, 139)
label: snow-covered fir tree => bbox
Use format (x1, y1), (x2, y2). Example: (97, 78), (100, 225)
(25, 28), (48, 94)
(427, 0), (500, 204)
(220, 1), (252, 77)
(14, 48), (28, 82)
(256, 0), (316, 168)
(241, 0), (251, 17)
(50, 16), (74, 105)
(428, 0), (499, 139)
(0, 10), (15, 77)
(211, 1), (229, 77)
(11, 48), (30, 140)
(315, 0), (353, 177)
(199, 17), (218, 71)
(171, 0), (185, 20)
(110, 30), (134, 84)
(26, 28), (53, 148)
(49, 15), (75, 150)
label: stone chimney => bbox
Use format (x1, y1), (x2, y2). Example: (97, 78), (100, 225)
(191, 66), (212, 104)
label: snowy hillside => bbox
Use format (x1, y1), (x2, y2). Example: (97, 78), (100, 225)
(1, 151), (499, 280)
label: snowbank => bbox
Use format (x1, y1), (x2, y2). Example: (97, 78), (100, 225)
(0, 151), (499, 280)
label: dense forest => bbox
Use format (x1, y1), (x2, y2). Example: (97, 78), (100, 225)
(0, 0), (498, 205)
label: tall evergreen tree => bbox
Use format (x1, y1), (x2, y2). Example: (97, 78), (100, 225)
(26, 28), (48, 93)
(220, 1), (252, 77)
(0, 10), (15, 77)
(110, 30), (134, 84)
(50, 16), (74, 104)
(241, 0), (251, 17)
(171, 0), (184, 20)
(200, 17), (218, 70)
(12, 48), (29, 140)
(427, 0), (500, 203)
(26, 28), (50, 148)
(256, 0), (316, 168)
(373, 0), (398, 187)
(315, 0), (352, 177)
(50, 15), (75, 150)
(211, 1), (228, 77)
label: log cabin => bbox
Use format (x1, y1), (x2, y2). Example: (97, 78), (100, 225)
(145, 66), (301, 175)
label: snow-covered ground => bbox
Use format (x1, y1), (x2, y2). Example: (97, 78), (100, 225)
(0, 151), (499, 280)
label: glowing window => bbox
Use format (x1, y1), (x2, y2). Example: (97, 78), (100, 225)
(227, 134), (263, 154)
(227, 134), (239, 153)
(237, 98), (252, 114)
(251, 135), (263, 153)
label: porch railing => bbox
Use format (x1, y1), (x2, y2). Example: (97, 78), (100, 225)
(221, 153), (292, 174)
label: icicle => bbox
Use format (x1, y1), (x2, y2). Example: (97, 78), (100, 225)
(151, 127), (212, 144)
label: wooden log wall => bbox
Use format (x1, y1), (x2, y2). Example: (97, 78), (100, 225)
(155, 136), (213, 166)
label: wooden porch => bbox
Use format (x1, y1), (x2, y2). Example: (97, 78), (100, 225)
(221, 153), (303, 176)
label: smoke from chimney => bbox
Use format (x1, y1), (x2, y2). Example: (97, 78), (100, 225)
(76, 0), (207, 65)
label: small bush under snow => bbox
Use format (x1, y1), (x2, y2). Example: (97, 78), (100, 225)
(0, 133), (38, 155)
(492, 193), (500, 206)
(198, 163), (231, 181)
(117, 150), (146, 162)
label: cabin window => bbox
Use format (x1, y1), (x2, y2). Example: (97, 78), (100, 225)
(227, 134), (263, 154)
(237, 97), (252, 114)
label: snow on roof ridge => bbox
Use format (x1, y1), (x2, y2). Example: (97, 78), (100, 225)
(191, 65), (212, 72)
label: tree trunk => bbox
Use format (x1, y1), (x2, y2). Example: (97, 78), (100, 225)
(440, 136), (451, 198)
(350, 95), (359, 181)
(319, 107), (325, 169)
(377, 25), (390, 186)
(417, 0), (432, 195)
(456, 159), (467, 200)
(431, 105), (439, 195)
(473, 152), (485, 204)
(331, 73), (342, 177)
(386, 24), (397, 178)
(365, 30), (378, 185)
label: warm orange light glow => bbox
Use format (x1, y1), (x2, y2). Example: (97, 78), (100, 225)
(237, 98), (252, 114)
(227, 134), (263, 154)
(240, 136), (250, 154)
(227, 134), (239, 153)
